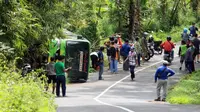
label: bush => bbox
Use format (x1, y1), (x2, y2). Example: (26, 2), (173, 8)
(167, 71), (200, 104)
(152, 26), (185, 42)
(0, 58), (56, 112)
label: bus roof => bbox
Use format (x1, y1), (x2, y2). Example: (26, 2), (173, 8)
(63, 29), (90, 43)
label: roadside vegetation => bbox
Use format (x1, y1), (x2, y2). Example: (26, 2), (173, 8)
(0, 0), (200, 111)
(167, 71), (200, 104)
(0, 57), (56, 112)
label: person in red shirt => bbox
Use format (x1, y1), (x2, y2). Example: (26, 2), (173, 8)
(160, 36), (175, 58)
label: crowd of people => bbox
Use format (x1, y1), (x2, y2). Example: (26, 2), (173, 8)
(178, 23), (199, 73)
(154, 22), (199, 101)
(89, 22), (199, 102)
(91, 33), (150, 81)
(45, 22), (199, 100)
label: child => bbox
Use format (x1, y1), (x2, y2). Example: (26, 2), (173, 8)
(178, 40), (187, 70)
(125, 46), (137, 80)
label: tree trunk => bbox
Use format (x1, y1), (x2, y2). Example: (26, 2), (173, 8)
(116, 0), (122, 32)
(170, 0), (181, 26)
(128, 0), (135, 40)
(134, 0), (141, 39)
(191, 0), (198, 21)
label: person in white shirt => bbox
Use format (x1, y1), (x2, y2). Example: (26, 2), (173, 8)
(125, 46), (137, 80)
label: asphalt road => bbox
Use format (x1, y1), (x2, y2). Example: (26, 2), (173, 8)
(56, 46), (200, 112)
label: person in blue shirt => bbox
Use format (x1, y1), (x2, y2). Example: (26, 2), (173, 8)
(154, 61), (175, 101)
(120, 39), (130, 71)
(189, 22), (198, 36)
(98, 46), (105, 80)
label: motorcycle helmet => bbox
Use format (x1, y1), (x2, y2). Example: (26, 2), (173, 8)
(143, 32), (148, 38)
(131, 46), (135, 49)
(183, 28), (188, 33)
(149, 35), (154, 42)
(167, 36), (171, 41)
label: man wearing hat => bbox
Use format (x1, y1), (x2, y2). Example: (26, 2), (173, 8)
(154, 60), (175, 101)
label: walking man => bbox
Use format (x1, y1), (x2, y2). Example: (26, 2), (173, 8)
(154, 61), (175, 102)
(178, 40), (187, 70)
(55, 56), (71, 97)
(127, 46), (137, 80)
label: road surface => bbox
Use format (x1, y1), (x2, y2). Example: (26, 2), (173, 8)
(56, 46), (200, 112)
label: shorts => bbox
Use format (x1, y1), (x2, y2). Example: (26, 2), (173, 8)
(180, 55), (185, 63)
(47, 75), (56, 84)
(194, 49), (199, 55)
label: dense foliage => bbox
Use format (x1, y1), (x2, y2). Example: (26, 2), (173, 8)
(0, 0), (200, 110)
(0, 0), (200, 55)
(0, 56), (56, 112)
(167, 71), (200, 104)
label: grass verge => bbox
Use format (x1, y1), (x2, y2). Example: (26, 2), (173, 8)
(167, 71), (200, 104)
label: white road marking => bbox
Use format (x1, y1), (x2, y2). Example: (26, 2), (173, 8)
(94, 56), (179, 112)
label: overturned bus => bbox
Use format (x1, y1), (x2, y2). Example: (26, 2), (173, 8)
(49, 30), (90, 82)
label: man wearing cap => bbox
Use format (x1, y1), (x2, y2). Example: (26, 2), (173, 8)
(154, 61), (175, 101)
(127, 46), (137, 80)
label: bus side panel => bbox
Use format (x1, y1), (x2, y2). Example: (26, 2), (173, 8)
(65, 41), (90, 81)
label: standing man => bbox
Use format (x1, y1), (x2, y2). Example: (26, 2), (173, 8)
(154, 61), (175, 102)
(120, 40), (130, 71)
(117, 34), (123, 63)
(46, 57), (56, 94)
(114, 39), (119, 73)
(141, 32), (149, 63)
(134, 37), (142, 66)
(181, 28), (189, 43)
(54, 56), (71, 97)
(104, 41), (111, 70)
(189, 22), (198, 36)
(185, 42), (195, 73)
(110, 42), (117, 74)
(192, 34), (200, 63)
(97, 46), (104, 80)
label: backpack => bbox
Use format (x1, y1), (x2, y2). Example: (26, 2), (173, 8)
(182, 33), (189, 42)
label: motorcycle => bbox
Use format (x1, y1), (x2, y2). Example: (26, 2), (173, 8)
(153, 41), (163, 54)
(148, 43), (154, 57)
(144, 52), (151, 61)
(163, 50), (174, 64)
(21, 63), (32, 77)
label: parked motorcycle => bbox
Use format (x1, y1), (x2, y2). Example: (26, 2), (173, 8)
(144, 52), (151, 61)
(148, 43), (154, 57)
(21, 63), (32, 77)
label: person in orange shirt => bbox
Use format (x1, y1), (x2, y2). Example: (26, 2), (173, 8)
(116, 34), (123, 63)
(114, 39), (119, 73)
(160, 36), (175, 60)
